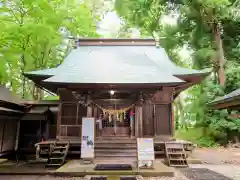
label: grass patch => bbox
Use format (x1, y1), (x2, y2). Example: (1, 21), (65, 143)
(175, 128), (219, 147)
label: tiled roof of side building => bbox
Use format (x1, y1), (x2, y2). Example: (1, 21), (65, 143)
(210, 88), (240, 105)
(0, 85), (24, 105)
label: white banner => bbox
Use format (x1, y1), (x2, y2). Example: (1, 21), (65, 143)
(137, 138), (154, 161)
(81, 117), (95, 159)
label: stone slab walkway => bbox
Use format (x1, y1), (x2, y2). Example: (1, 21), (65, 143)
(190, 164), (240, 180)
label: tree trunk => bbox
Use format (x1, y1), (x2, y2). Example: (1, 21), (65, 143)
(214, 23), (226, 86)
(32, 85), (42, 100)
(176, 96), (187, 130)
(174, 102), (180, 130)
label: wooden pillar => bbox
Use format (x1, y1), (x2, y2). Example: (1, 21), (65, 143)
(130, 108), (135, 137)
(139, 106), (143, 137)
(171, 103), (175, 136)
(87, 93), (93, 117)
(14, 120), (20, 151)
(134, 106), (139, 137)
(135, 93), (144, 137)
(153, 104), (157, 136)
(56, 102), (62, 138)
(45, 120), (50, 140)
(93, 106), (98, 118)
(57, 88), (65, 139)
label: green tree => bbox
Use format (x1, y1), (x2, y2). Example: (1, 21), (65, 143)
(0, 0), (98, 99)
(115, 0), (240, 145)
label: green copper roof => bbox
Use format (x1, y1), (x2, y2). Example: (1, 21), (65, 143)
(24, 68), (56, 76)
(25, 43), (210, 84)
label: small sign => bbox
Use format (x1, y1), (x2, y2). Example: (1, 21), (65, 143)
(81, 117), (95, 160)
(137, 138), (155, 169)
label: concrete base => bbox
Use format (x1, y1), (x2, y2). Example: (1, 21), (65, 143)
(0, 159), (8, 164)
(0, 159), (174, 177)
(56, 160), (174, 177)
(84, 175), (144, 180)
(187, 158), (202, 164)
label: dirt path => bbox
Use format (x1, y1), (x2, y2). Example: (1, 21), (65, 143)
(191, 148), (240, 165)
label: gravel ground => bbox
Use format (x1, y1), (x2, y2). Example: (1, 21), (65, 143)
(142, 171), (189, 180)
(2, 147), (240, 180)
(190, 164), (240, 180)
(0, 174), (189, 180)
(0, 176), (84, 180)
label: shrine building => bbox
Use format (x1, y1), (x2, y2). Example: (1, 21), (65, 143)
(24, 38), (210, 164)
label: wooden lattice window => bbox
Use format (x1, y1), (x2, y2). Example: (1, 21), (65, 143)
(59, 102), (86, 137)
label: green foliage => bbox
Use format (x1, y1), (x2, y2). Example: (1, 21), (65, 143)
(183, 72), (240, 145)
(0, 0), (98, 99)
(175, 128), (219, 147)
(44, 96), (59, 100)
(225, 67), (240, 93)
(116, 0), (240, 145)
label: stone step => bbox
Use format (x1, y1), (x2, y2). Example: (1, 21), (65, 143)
(95, 138), (137, 161)
(95, 149), (136, 153)
(95, 140), (137, 144)
(95, 153), (136, 157)
(95, 157), (137, 166)
(95, 144), (137, 149)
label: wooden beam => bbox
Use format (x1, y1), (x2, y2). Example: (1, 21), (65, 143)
(151, 87), (174, 104)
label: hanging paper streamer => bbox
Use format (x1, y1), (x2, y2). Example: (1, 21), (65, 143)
(120, 112), (123, 122)
(93, 103), (135, 115)
(93, 102), (136, 124)
(108, 113), (112, 122)
(117, 112), (120, 121)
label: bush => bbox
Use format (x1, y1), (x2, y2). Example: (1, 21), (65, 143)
(175, 127), (219, 147)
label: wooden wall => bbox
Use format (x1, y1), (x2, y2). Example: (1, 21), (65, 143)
(142, 101), (154, 136)
(154, 104), (172, 135)
(0, 117), (18, 154)
(57, 89), (173, 138)
(142, 102), (172, 137)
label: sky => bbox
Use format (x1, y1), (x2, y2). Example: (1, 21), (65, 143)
(97, 10), (191, 63)
(97, 11), (141, 38)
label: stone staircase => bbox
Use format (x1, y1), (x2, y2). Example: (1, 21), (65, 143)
(95, 137), (137, 165)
